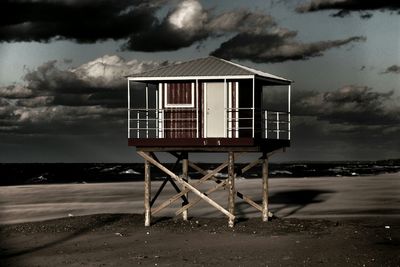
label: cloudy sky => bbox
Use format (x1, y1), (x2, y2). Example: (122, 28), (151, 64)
(0, 0), (399, 162)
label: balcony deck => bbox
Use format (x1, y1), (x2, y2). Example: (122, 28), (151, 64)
(129, 138), (290, 152)
(128, 108), (290, 152)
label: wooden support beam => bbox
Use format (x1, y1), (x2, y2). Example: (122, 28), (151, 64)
(188, 161), (208, 175)
(151, 158), (230, 215)
(262, 153), (269, 222)
(228, 152), (235, 227)
(267, 148), (285, 158)
(150, 153), (180, 207)
(149, 152), (188, 205)
(187, 160), (263, 212)
(241, 158), (262, 174)
(150, 178), (168, 207)
(137, 151), (235, 221)
(236, 191), (262, 212)
(144, 153), (151, 227)
(176, 179), (227, 216)
(182, 152), (189, 221)
(166, 177), (189, 204)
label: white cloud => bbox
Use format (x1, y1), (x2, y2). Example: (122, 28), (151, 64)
(0, 55), (170, 135)
(168, 0), (207, 31)
(72, 55), (164, 87)
(0, 84), (33, 98)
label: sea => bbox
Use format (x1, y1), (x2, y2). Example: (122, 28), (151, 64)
(1, 159), (399, 186)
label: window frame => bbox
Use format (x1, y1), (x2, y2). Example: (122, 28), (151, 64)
(164, 82), (195, 108)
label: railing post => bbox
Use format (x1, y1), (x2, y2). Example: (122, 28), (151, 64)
(156, 90), (158, 138)
(252, 77), (255, 138)
(276, 112), (280, 140)
(196, 79), (199, 138)
(157, 109), (161, 138)
(146, 110), (149, 138)
(288, 84), (291, 141)
(127, 79), (130, 139)
(265, 110), (268, 139)
(288, 112), (291, 140)
(146, 84), (149, 138)
(161, 109), (164, 138)
(137, 112), (140, 138)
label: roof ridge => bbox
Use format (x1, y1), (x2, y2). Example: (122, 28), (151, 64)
(215, 57), (254, 75)
(218, 57), (291, 82)
(126, 56), (291, 83)
(133, 57), (212, 76)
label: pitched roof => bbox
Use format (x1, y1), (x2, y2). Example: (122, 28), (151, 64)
(128, 56), (291, 84)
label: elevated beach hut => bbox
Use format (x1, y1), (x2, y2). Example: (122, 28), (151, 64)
(127, 56), (292, 227)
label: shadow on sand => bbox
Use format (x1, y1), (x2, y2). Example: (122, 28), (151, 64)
(235, 189), (335, 218)
(0, 214), (128, 260)
(0, 189), (334, 260)
(269, 189), (335, 217)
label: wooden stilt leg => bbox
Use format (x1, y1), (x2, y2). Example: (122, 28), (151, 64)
(182, 152), (189, 221)
(144, 153), (151, 227)
(262, 153), (269, 222)
(138, 151), (235, 221)
(228, 152), (235, 227)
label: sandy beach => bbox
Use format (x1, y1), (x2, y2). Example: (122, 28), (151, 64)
(1, 173), (399, 266)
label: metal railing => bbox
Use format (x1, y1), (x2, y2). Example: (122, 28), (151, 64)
(226, 108), (290, 140)
(225, 108), (254, 138)
(263, 110), (291, 140)
(128, 108), (290, 140)
(129, 108), (198, 138)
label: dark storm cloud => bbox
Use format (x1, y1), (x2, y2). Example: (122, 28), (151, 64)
(293, 85), (400, 126)
(0, 55), (169, 135)
(211, 30), (366, 63)
(286, 85), (400, 160)
(123, 1), (276, 51)
(123, 0), (208, 51)
(0, 0), (161, 42)
(0, 0), (276, 53)
(381, 65), (400, 74)
(0, 0), (367, 62)
(296, 0), (400, 18)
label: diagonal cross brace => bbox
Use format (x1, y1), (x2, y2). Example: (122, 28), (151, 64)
(149, 156), (235, 215)
(137, 151), (235, 221)
(176, 179), (227, 215)
(185, 160), (263, 213)
(150, 160), (230, 215)
(149, 152), (188, 207)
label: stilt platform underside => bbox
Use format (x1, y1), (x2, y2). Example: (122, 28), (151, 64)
(137, 147), (284, 227)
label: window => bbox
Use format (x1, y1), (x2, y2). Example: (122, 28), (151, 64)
(164, 82), (195, 108)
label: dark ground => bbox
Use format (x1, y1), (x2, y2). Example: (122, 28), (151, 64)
(1, 214), (399, 266)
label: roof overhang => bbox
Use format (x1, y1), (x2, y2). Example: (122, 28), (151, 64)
(127, 75), (292, 85)
(255, 75), (292, 85)
(127, 75), (254, 81)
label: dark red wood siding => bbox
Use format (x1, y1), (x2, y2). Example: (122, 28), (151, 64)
(166, 83), (192, 105)
(164, 82), (196, 138)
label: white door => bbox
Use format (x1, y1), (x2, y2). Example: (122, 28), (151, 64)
(205, 82), (226, 137)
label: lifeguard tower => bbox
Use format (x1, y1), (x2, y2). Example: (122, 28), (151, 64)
(127, 56), (291, 227)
